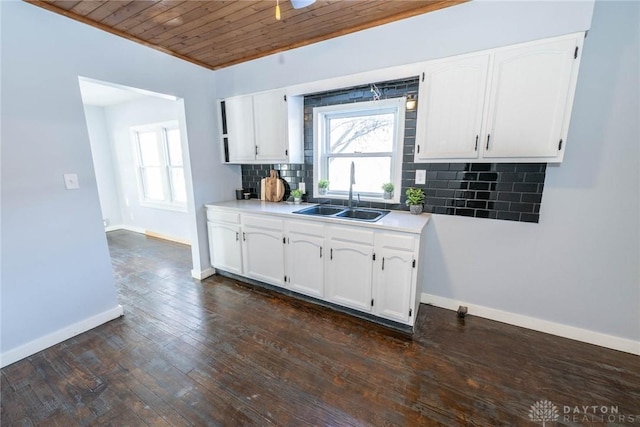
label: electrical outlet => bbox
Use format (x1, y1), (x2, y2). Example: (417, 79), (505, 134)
(415, 170), (426, 185)
(63, 173), (80, 190)
(299, 182), (306, 193)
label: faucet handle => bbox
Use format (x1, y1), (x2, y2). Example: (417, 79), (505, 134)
(357, 194), (361, 206)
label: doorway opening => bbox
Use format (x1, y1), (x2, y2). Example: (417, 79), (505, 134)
(79, 76), (194, 252)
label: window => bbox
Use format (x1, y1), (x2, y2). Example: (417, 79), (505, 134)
(132, 121), (187, 211)
(313, 98), (406, 202)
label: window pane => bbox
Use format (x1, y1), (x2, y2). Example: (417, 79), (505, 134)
(328, 157), (391, 193)
(142, 167), (165, 200)
(138, 131), (161, 166)
(329, 113), (394, 154)
(170, 167), (187, 203)
(166, 129), (183, 166)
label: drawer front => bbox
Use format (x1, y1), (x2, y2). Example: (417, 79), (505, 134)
(327, 225), (374, 245)
(376, 232), (416, 252)
(286, 220), (324, 237)
(242, 214), (284, 231)
(207, 209), (240, 224)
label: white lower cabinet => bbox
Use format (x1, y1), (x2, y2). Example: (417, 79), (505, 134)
(285, 221), (325, 299)
(206, 207), (424, 327)
(241, 215), (285, 287)
(207, 222), (243, 275)
(373, 233), (417, 324)
(207, 209), (243, 275)
(325, 226), (375, 313)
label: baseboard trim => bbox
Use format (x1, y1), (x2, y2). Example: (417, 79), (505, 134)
(192, 267), (215, 281)
(421, 293), (640, 356)
(0, 305), (124, 368)
(145, 230), (190, 246)
(105, 224), (145, 234)
(105, 225), (190, 245)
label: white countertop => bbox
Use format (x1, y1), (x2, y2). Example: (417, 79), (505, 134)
(205, 200), (430, 234)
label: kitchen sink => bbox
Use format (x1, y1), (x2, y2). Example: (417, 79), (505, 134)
(293, 205), (389, 222)
(294, 205), (346, 216)
(336, 208), (390, 222)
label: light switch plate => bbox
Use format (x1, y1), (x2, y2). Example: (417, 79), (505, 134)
(64, 173), (80, 190)
(415, 170), (426, 185)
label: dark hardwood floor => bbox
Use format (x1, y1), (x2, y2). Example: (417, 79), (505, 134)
(2, 230), (639, 426)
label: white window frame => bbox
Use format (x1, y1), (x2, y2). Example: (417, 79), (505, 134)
(313, 97), (406, 203)
(131, 121), (187, 212)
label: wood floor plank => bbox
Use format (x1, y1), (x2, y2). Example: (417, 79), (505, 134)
(2, 229), (638, 427)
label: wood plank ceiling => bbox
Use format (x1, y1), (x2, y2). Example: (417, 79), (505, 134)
(26, 0), (467, 70)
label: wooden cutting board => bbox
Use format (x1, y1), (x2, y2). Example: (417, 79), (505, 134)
(262, 170), (285, 202)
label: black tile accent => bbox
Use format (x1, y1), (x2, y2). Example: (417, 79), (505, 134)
(239, 78), (546, 223)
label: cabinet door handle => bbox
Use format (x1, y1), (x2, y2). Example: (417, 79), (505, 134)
(235, 232), (239, 241)
(382, 257), (385, 270)
(330, 248), (333, 260)
(475, 135), (479, 151)
(242, 232), (246, 241)
(486, 134), (491, 150)
(255, 145), (258, 156)
(320, 247), (323, 258)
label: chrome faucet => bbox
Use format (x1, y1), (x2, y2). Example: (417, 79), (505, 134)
(348, 161), (356, 209)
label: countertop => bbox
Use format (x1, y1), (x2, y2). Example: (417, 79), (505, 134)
(205, 200), (430, 234)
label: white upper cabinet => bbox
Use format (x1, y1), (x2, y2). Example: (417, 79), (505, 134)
(415, 32), (584, 163)
(219, 89), (303, 164)
(483, 36), (581, 160)
(225, 95), (256, 163)
(415, 54), (489, 161)
(253, 91), (288, 162)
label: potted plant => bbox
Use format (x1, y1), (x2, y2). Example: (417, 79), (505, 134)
(318, 179), (329, 196)
(381, 182), (394, 200)
(291, 188), (303, 204)
(405, 187), (425, 214)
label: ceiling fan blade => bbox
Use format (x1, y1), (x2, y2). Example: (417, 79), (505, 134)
(290, 0), (316, 9)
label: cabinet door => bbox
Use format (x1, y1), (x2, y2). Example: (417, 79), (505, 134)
(325, 240), (373, 313)
(416, 54), (489, 161)
(207, 222), (242, 275)
(225, 95), (256, 163)
(242, 226), (285, 286)
(253, 90), (288, 162)
(373, 248), (415, 324)
(483, 37), (579, 159)
(287, 232), (324, 298)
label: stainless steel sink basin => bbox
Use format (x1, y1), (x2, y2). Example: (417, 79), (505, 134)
(293, 205), (389, 222)
(294, 205), (345, 216)
(336, 208), (390, 222)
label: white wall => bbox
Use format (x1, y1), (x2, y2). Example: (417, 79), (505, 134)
(213, 1), (640, 347)
(103, 96), (190, 242)
(215, 1), (594, 97)
(84, 105), (122, 227)
(0, 1), (239, 363)
(424, 1), (639, 345)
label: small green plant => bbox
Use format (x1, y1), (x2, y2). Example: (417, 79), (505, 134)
(381, 182), (394, 193)
(318, 179), (329, 189)
(291, 189), (303, 198)
(405, 187), (425, 206)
